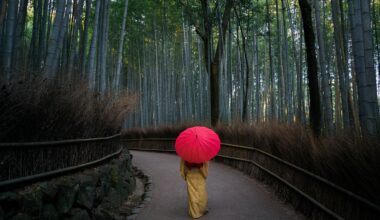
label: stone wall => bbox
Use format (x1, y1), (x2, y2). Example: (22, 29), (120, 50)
(0, 151), (135, 220)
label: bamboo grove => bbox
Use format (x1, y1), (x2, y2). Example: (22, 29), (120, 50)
(0, 0), (380, 136)
(0, 0), (129, 92)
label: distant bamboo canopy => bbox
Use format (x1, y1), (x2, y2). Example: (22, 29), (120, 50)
(0, 0), (379, 136)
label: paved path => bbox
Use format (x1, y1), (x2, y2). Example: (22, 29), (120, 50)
(130, 150), (304, 220)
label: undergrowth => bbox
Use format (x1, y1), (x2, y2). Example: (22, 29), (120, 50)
(0, 77), (136, 142)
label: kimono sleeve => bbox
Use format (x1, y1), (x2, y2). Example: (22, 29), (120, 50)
(200, 162), (209, 179)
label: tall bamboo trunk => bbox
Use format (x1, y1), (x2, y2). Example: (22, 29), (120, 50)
(2, 0), (18, 78)
(87, 0), (101, 88)
(12, 0), (28, 75)
(348, 0), (379, 135)
(276, 0), (284, 120)
(155, 13), (161, 126)
(254, 34), (260, 122)
(68, 0), (84, 77)
(234, 6), (250, 122)
(374, 0), (380, 91)
(281, 0), (291, 122)
(37, 0), (49, 71)
(0, 0), (8, 34)
(314, 0), (333, 132)
(53, 0), (71, 76)
(291, 1), (302, 122)
(299, 0), (321, 135)
(114, 0), (129, 92)
(44, 0), (66, 77)
(266, 0), (274, 120)
(332, 0), (350, 130)
(28, 0), (41, 71)
(80, 0), (91, 76)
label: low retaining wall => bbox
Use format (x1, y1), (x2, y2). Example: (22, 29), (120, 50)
(0, 150), (135, 220)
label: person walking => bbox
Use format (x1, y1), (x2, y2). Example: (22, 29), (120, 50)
(175, 126), (220, 219)
(180, 160), (209, 218)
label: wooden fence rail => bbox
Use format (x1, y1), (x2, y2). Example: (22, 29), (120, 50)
(0, 134), (122, 190)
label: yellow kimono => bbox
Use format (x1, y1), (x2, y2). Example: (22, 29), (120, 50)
(180, 160), (209, 219)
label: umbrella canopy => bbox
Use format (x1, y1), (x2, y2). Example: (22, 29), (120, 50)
(175, 126), (221, 163)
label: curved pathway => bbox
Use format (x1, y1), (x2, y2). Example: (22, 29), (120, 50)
(130, 150), (304, 220)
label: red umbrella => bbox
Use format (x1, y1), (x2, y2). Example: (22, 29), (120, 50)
(175, 126), (221, 163)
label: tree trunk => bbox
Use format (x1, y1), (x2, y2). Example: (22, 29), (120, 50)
(0, 0), (7, 56)
(227, 22), (232, 122)
(44, 0), (66, 77)
(87, 0), (101, 88)
(266, 0), (274, 120)
(0, 0), (8, 33)
(12, 0), (28, 74)
(298, 0), (321, 135)
(348, 0), (379, 135)
(281, 0), (291, 122)
(276, 0), (284, 120)
(115, 0), (129, 92)
(155, 13), (161, 126)
(285, 0), (302, 122)
(28, 0), (41, 71)
(299, 11), (306, 124)
(234, 6), (250, 122)
(374, 0), (380, 92)
(99, 0), (109, 91)
(255, 34), (260, 122)
(53, 0), (71, 76)
(314, 0), (333, 132)
(332, 0), (350, 130)
(197, 0), (234, 126)
(80, 0), (91, 76)
(2, 0), (18, 78)
(235, 18), (242, 120)
(45, 0), (53, 61)
(38, 0), (50, 71)
(68, 0), (84, 77)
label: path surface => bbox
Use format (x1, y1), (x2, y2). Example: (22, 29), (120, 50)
(130, 150), (304, 220)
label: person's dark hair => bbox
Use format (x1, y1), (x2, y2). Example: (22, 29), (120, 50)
(185, 161), (203, 169)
